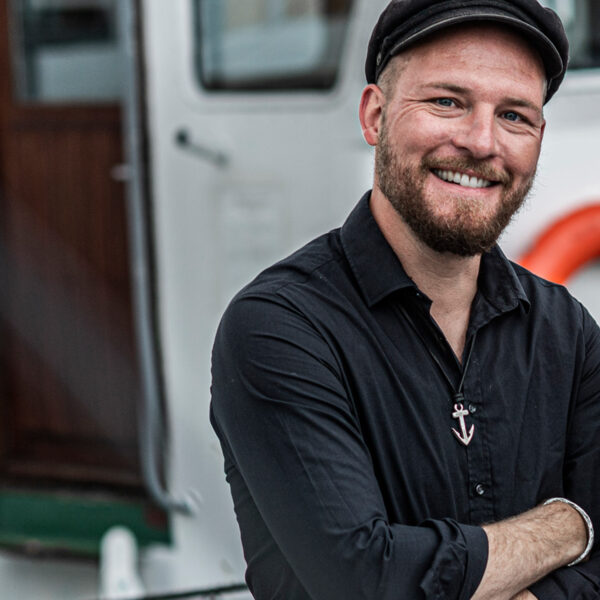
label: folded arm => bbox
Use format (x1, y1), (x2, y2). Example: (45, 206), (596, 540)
(211, 294), (598, 599)
(473, 501), (587, 600)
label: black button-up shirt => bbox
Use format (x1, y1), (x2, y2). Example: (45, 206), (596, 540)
(210, 192), (600, 599)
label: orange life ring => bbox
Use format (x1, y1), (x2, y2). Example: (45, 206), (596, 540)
(518, 203), (600, 285)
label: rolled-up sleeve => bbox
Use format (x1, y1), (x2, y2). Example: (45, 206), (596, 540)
(210, 292), (488, 600)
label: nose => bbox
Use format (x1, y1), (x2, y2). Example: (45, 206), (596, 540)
(451, 107), (498, 159)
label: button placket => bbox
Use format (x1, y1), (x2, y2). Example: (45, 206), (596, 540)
(463, 354), (495, 523)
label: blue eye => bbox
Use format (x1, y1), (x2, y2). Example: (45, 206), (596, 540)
(503, 111), (521, 122)
(436, 98), (455, 107)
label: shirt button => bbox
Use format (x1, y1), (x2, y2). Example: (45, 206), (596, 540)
(475, 483), (485, 496)
(469, 403), (477, 414)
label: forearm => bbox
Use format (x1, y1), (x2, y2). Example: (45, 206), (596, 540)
(510, 591), (537, 600)
(471, 501), (587, 600)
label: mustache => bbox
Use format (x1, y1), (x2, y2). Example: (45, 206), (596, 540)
(423, 157), (511, 185)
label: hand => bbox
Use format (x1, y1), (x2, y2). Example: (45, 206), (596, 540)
(511, 591), (538, 600)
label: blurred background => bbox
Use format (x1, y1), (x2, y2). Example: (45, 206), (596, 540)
(0, 0), (598, 598)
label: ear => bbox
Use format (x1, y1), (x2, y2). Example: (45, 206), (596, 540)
(540, 118), (546, 144)
(359, 84), (385, 147)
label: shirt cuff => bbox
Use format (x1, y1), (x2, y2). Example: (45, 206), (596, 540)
(420, 519), (489, 600)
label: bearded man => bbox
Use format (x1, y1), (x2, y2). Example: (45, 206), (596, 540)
(210, 1), (599, 598)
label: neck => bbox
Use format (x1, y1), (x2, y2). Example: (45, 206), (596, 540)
(370, 188), (481, 359)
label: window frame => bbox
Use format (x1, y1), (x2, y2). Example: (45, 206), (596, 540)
(192, 0), (355, 94)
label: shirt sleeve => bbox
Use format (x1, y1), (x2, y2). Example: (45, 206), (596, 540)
(529, 305), (600, 599)
(210, 292), (488, 600)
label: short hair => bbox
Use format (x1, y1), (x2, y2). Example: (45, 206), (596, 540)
(376, 54), (407, 100)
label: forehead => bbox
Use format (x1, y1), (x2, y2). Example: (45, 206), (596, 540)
(391, 23), (546, 102)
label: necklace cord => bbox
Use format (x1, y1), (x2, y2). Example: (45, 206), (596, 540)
(395, 300), (477, 400)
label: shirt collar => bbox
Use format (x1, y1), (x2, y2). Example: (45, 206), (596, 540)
(476, 245), (531, 319)
(341, 191), (417, 307)
(340, 191), (531, 315)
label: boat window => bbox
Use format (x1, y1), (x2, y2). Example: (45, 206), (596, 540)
(543, 0), (600, 69)
(193, 0), (354, 92)
(9, 0), (123, 103)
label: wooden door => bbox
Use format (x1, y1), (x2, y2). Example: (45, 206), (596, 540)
(0, 0), (143, 492)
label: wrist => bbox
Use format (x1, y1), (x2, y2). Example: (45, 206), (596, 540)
(542, 497), (594, 566)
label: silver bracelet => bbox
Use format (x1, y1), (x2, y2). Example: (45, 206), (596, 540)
(543, 497), (595, 566)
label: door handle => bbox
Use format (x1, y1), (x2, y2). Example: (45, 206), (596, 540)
(174, 128), (229, 168)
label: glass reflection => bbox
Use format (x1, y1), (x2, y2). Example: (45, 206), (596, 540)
(9, 0), (123, 102)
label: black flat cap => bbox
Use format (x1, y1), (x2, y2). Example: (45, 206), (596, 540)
(366, 0), (569, 103)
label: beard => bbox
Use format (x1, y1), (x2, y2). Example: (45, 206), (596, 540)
(375, 116), (536, 257)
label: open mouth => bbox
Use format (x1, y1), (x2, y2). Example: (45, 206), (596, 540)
(432, 169), (498, 189)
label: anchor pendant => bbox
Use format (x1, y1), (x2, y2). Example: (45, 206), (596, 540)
(451, 403), (474, 446)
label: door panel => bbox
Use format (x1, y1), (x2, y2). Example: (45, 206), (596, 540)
(0, 0), (142, 491)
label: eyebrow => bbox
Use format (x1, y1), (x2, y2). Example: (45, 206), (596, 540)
(419, 82), (543, 118)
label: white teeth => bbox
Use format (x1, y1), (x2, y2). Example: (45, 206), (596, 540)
(433, 169), (493, 189)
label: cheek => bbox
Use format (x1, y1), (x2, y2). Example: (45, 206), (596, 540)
(497, 127), (542, 171)
(392, 116), (453, 154)
(504, 141), (541, 179)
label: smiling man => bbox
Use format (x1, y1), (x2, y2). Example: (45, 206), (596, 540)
(210, 1), (599, 599)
